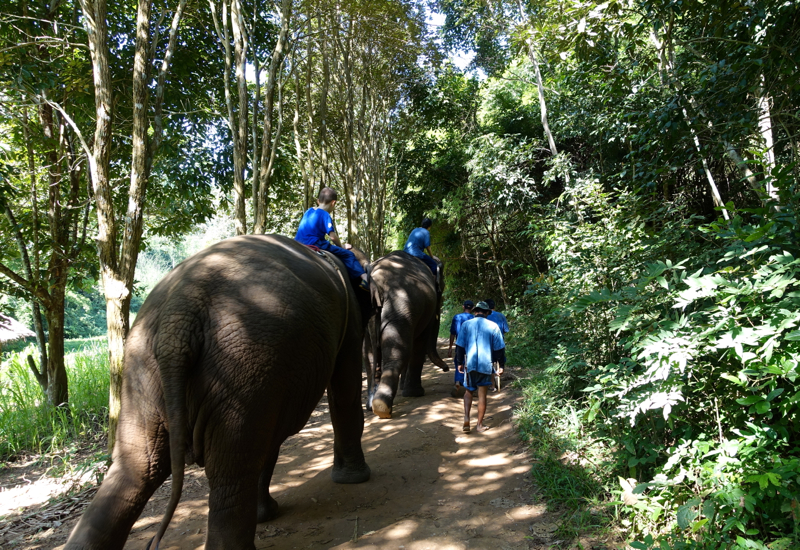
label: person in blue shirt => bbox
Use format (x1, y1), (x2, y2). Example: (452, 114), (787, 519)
(403, 218), (438, 277)
(455, 301), (505, 433)
(448, 300), (474, 396)
(484, 298), (509, 335)
(294, 187), (369, 291)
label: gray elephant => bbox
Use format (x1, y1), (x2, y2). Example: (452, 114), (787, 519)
(65, 235), (371, 550)
(357, 250), (449, 418)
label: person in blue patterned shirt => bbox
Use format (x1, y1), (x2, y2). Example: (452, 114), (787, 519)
(454, 302), (505, 433)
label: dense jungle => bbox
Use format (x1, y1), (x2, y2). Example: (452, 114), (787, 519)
(1, 0), (799, 548)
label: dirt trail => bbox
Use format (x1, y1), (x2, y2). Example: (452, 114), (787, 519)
(17, 339), (571, 549)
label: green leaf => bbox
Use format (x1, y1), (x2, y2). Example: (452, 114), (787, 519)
(766, 388), (784, 401)
(691, 518), (709, 533)
(676, 502), (698, 529)
(754, 400), (771, 414)
(736, 395), (763, 405)
(721, 373), (745, 386)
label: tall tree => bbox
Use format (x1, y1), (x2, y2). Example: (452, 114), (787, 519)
(0, 0), (95, 407)
(79, 0), (189, 451)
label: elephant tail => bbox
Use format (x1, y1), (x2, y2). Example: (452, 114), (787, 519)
(149, 331), (196, 550)
(148, 425), (185, 550)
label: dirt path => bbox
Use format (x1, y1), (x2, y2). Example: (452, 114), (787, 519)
(10, 339), (576, 549)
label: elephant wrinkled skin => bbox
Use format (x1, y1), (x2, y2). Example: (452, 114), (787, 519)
(360, 251), (449, 419)
(64, 235), (371, 550)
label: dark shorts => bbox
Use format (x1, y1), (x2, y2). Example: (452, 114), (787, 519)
(464, 371), (493, 392)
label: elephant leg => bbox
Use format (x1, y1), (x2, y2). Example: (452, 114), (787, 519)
(371, 321), (411, 419)
(256, 445), (281, 523)
(402, 339), (426, 398)
(328, 335), (371, 484)
(363, 323), (376, 413)
(205, 447), (262, 550)
(65, 411), (169, 550)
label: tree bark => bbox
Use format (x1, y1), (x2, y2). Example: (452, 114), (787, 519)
(254, 0), (293, 233)
(210, 0), (246, 234)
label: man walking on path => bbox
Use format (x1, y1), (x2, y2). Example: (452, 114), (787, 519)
(448, 300), (474, 397)
(485, 299), (509, 335)
(455, 301), (505, 433)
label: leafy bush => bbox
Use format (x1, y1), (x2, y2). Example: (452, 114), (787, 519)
(573, 212), (800, 548)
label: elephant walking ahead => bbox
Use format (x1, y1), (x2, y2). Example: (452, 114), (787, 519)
(361, 250), (449, 418)
(65, 235), (371, 550)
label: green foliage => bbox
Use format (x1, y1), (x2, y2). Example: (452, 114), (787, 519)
(512, 328), (615, 537)
(560, 198), (800, 547)
(0, 340), (109, 459)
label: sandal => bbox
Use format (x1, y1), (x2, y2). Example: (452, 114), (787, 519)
(462, 422), (471, 433)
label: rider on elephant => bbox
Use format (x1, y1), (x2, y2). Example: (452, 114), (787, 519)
(295, 187), (369, 291)
(403, 217), (438, 277)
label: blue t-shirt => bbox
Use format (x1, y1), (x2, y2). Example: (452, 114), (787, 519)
(295, 208), (335, 246)
(487, 311), (509, 334)
(455, 317), (505, 375)
(404, 227), (431, 257)
(450, 312), (474, 336)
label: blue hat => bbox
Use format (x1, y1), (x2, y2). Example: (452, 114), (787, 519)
(463, 300), (474, 308)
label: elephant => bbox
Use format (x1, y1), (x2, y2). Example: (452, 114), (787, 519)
(355, 250), (449, 419)
(64, 235), (371, 550)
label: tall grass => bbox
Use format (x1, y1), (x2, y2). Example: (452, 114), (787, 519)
(0, 338), (109, 459)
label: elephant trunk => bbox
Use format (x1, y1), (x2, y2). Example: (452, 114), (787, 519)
(425, 317), (449, 372)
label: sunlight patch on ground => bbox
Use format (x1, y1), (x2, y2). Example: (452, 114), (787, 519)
(464, 454), (512, 467)
(382, 519), (419, 539)
(0, 465), (97, 518)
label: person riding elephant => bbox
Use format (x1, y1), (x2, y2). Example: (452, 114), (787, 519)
(64, 235), (372, 550)
(351, 248), (449, 419)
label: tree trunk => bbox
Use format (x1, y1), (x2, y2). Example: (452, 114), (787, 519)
(210, 0), (246, 234)
(44, 287), (69, 407)
(757, 74), (778, 203)
(254, 0), (293, 233)
(231, 0), (249, 232)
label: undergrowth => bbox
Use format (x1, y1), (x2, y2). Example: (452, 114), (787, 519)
(0, 338), (109, 461)
(508, 322), (618, 541)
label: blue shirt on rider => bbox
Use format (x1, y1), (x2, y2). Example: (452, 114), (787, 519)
(487, 311), (509, 334)
(404, 227), (431, 257)
(295, 208), (335, 246)
(456, 317), (505, 375)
